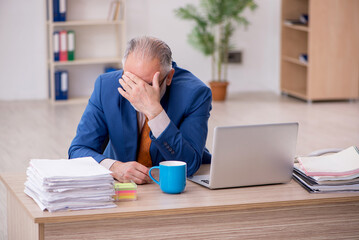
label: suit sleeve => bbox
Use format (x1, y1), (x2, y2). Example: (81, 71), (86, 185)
(150, 86), (212, 176)
(68, 75), (109, 163)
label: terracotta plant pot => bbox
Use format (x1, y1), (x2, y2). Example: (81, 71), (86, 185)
(209, 81), (229, 101)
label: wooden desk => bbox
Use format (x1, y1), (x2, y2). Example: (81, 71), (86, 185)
(1, 171), (359, 240)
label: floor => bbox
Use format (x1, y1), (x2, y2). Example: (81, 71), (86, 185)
(1, 92), (358, 239)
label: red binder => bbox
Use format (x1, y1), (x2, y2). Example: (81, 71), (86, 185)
(59, 30), (68, 61)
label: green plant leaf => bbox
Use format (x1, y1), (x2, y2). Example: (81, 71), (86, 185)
(174, 0), (257, 81)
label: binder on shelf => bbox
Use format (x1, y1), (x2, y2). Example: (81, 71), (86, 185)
(59, 30), (68, 61)
(53, 31), (60, 61)
(105, 66), (121, 73)
(107, 1), (116, 21)
(55, 71), (68, 100)
(55, 71), (61, 99)
(113, 1), (121, 20)
(300, 14), (309, 24)
(107, 1), (121, 21)
(67, 30), (75, 61)
(299, 54), (308, 64)
(53, 0), (60, 21)
(53, 0), (67, 22)
(59, 0), (67, 21)
(284, 14), (308, 26)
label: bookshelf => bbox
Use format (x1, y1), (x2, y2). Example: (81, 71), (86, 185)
(280, 0), (359, 102)
(46, 0), (126, 103)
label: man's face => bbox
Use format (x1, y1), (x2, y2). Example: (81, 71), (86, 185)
(123, 53), (165, 84)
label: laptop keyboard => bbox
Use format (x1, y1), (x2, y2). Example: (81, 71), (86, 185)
(201, 179), (210, 184)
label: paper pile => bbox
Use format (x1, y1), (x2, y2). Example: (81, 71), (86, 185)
(293, 146), (359, 193)
(24, 157), (116, 212)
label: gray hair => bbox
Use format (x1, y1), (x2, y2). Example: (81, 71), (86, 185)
(122, 36), (172, 75)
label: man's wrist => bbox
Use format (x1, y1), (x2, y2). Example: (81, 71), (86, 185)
(100, 158), (116, 170)
(146, 104), (163, 120)
(148, 110), (170, 138)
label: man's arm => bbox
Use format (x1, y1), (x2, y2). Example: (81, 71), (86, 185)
(69, 75), (151, 184)
(150, 87), (212, 176)
(68, 75), (109, 162)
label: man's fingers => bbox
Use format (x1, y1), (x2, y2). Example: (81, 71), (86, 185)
(121, 74), (137, 89)
(119, 78), (132, 92)
(131, 166), (150, 182)
(134, 163), (152, 183)
(124, 71), (141, 84)
(130, 176), (147, 185)
(124, 170), (148, 185)
(111, 161), (151, 184)
(134, 162), (149, 174)
(111, 172), (122, 182)
(152, 72), (160, 88)
(118, 87), (130, 100)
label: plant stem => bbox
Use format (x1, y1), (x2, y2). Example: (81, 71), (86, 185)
(211, 53), (215, 81)
(223, 24), (229, 82)
(217, 25), (223, 82)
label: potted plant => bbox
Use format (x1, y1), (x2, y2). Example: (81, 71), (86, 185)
(175, 0), (257, 101)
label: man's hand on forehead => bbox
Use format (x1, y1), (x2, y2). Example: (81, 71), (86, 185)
(118, 71), (163, 120)
(122, 71), (161, 87)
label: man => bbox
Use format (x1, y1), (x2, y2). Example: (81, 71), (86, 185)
(69, 36), (212, 184)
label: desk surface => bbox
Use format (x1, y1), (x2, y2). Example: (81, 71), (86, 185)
(1, 171), (359, 225)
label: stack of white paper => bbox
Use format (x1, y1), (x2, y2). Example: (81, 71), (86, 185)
(293, 146), (359, 193)
(24, 157), (116, 212)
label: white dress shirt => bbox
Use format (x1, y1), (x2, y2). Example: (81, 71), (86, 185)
(100, 110), (170, 169)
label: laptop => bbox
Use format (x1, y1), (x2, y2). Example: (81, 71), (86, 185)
(188, 122), (298, 189)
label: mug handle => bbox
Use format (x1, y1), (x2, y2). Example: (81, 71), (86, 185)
(149, 166), (160, 185)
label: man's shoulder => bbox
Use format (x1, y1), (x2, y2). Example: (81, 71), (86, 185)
(172, 64), (210, 95)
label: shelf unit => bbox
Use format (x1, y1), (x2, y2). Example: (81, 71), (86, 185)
(46, 0), (126, 103)
(280, 0), (359, 102)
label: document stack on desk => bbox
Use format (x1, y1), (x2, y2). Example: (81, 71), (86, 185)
(293, 146), (359, 193)
(24, 157), (116, 212)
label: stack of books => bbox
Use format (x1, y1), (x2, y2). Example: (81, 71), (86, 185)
(293, 146), (359, 193)
(24, 157), (116, 212)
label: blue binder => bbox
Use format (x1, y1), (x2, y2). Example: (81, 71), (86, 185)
(53, 31), (60, 61)
(55, 71), (68, 100)
(104, 66), (120, 73)
(53, 0), (66, 22)
(55, 71), (61, 99)
(53, 0), (60, 21)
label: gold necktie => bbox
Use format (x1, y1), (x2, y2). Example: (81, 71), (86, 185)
(137, 117), (152, 167)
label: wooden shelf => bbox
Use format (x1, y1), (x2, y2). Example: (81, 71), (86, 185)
(49, 20), (124, 27)
(282, 88), (308, 100)
(283, 23), (309, 32)
(52, 97), (89, 104)
(46, 0), (126, 103)
(282, 56), (308, 67)
(50, 57), (122, 66)
(280, 0), (359, 101)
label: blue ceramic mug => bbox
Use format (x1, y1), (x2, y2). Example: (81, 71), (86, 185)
(149, 161), (187, 194)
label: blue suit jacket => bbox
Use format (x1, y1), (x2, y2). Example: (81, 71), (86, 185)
(69, 62), (212, 176)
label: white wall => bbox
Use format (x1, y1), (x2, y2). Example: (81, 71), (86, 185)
(0, 0), (48, 100)
(126, 0), (281, 94)
(0, 0), (281, 100)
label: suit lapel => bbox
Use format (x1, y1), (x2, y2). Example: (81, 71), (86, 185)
(119, 98), (138, 162)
